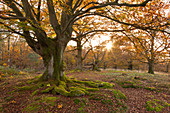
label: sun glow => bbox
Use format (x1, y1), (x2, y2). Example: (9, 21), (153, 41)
(106, 41), (112, 50)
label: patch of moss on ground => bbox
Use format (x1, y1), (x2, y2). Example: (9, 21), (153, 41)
(117, 80), (141, 89)
(77, 98), (87, 113)
(31, 90), (39, 97)
(73, 98), (81, 104)
(144, 87), (157, 91)
(145, 99), (170, 112)
(112, 89), (127, 100)
(42, 96), (60, 106)
(17, 85), (37, 91)
(23, 102), (41, 113)
(4, 96), (13, 101)
(7, 90), (15, 94)
(88, 90), (128, 112)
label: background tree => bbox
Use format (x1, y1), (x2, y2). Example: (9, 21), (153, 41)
(106, 0), (170, 74)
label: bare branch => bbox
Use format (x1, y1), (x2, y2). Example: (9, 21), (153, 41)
(75, 29), (134, 39)
(37, 0), (41, 21)
(21, 0), (37, 24)
(75, 0), (152, 17)
(0, 21), (24, 37)
(0, 15), (26, 20)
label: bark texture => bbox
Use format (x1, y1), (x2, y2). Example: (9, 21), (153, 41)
(77, 40), (82, 70)
(148, 60), (154, 74)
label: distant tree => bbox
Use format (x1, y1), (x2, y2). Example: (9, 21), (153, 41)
(108, 1), (170, 74)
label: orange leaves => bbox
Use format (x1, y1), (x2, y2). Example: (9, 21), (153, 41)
(3, 63), (8, 67)
(57, 104), (63, 109)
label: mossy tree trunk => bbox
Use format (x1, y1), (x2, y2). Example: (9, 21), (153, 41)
(39, 39), (68, 82)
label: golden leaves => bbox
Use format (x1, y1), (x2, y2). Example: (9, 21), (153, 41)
(57, 104), (63, 109)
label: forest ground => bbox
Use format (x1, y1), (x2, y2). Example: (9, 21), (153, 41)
(0, 68), (169, 113)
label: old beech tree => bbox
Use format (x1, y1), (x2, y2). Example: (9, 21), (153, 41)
(0, 0), (152, 82)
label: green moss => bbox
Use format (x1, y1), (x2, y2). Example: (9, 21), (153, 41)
(73, 80), (98, 88)
(34, 74), (42, 78)
(7, 90), (15, 94)
(16, 82), (25, 86)
(23, 102), (41, 112)
(69, 87), (87, 97)
(27, 80), (33, 84)
(59, 81), (67, 88)
(18, 85), (36, 91)
(44, 96), (59, 101)
(112, 89), (127, 100)
(31, 90), (39, 97)
(145, 99), (169, 112)
(34, 97), (41, 101)
(42, 96), (60, 106)
(73, 98), (81, 104)
(77, 98), (86, 113)
(99, 82), (114, 88)
(53, 85), (69, 96)
(85, 87), (99, 91)
(4, 96), (13, 101)
(89, 94), (103, 101)
(37, 82), (46, 88)
(0, 106), (3, 112)
(41, 86), (54, 93)
(144, 87), (156, 91)
(118, 81), (141, 89)
(101, 99), (113, 105)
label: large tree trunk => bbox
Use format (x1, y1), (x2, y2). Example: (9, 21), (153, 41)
(40, 41), (67, 82)
(148, 60), (154, 74)
(77, 40), (82, 70)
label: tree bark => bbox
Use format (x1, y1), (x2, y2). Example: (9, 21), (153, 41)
(166, 62), (169, 73)
(76, 40), (82, 70)
(40, 40), (68, 82)
(148, 60), (154, 74)
(128, 60), (133, 70)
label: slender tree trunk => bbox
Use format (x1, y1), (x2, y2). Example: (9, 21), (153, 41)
(8, 36), (11, 67)
(128, 60), (133, 70)
(0, 33), (2, 61)
(148, 60), (154, 74)
(77, 40), (82, 70)
(166, 62), (169, 73)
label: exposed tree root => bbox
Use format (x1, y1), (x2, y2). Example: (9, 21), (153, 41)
(17, 76), (115, 97)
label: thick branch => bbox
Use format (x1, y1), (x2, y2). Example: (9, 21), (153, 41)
(21, 0), (37, 24)
(37, 0), (41, 21)
(47, 0), (60, 35)
(0, 15), (26, 20)
(4, 0), (23, 17)
(75, 0), (152, 17)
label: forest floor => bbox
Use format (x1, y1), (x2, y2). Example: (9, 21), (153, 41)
(0, 68), (169, 113)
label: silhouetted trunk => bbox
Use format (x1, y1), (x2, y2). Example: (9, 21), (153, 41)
(148, 60), (154, 74)
(166, 63), (169, 73)
(128, 60), (133, 70)
(8, 36), (11, 67)
(0, 33), (2, 61)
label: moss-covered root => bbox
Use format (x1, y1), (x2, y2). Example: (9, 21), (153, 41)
(23, 79), (114, 97)
(73, 80), (115, 88)
(41, 81), (88, 97)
